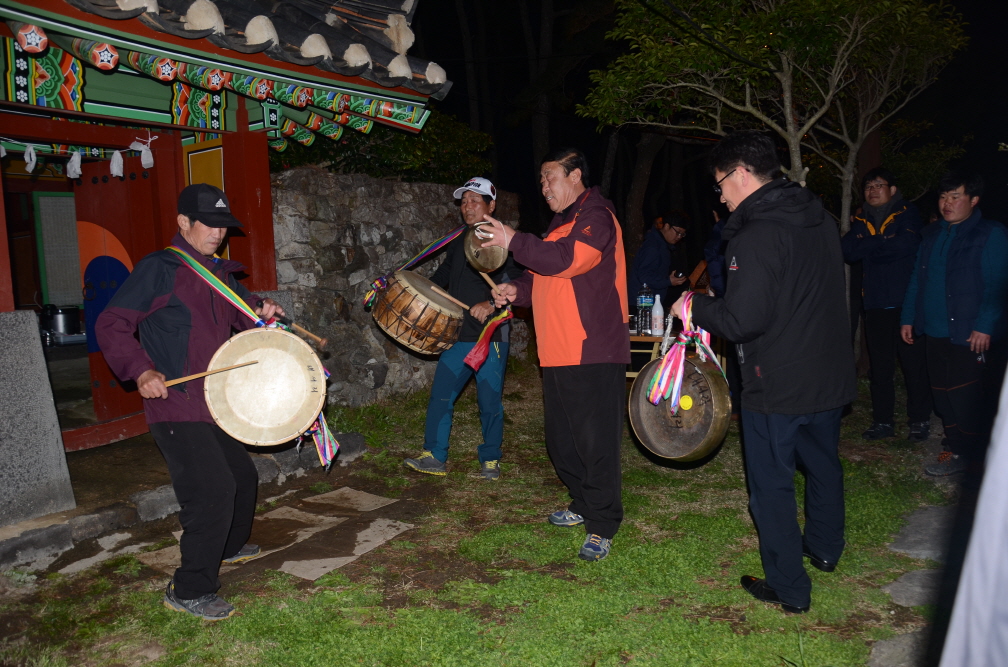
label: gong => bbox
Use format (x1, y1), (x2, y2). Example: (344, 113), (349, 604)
(628, 353), (731, 461)
(464, 225), (507, 273)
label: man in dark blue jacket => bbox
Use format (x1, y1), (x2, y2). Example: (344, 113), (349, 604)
(902, 171), (1008, 475)
(841, 168), (931, 442)
(627, 211), (690, 309)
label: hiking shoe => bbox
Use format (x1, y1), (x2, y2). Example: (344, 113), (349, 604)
(862, 422), (895, 440)
(578, 534), (612, 561)
(908, 421), (931, 442)
(925, 451), (968, 476)
(404, 451), (447, 476)
(547, 509), (584, 527)
(222, 543), (260, 564)
(163, 581), (235, 621)
(480, 460), (500, 480)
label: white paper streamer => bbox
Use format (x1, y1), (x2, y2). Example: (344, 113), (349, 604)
(130, 132), (158, 169)
(67, 150), (82, 179)
(0, 145), (5, 158)
(110, 150), (123, 177)
(23, 145), (36, 173)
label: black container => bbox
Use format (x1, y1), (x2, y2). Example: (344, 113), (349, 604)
(42, 304), (80, 335)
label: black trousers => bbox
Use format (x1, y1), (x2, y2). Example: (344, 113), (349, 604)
(149, 422), (259, 599)
(864, 308), (932, 424)
(926, 337), (1006, 461)
(741, 408), (845, 609)
(542, 364), (625, 539)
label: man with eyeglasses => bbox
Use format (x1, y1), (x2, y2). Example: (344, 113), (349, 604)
(841, 168), (931, 443)
(672, 131), (855, 614)
(901, 171), (1008, 476)
(627, 210), (691, 310)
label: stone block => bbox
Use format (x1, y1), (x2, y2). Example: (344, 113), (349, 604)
(251, 454), (279, 484)
(334, 432), (368, 466)
(68, 504), (138, 541)
(130, 485), (180, 522)
(889, 505), (956, 563)
(0, 311), (76, 528)
(271, 444), (322, 474)
(882, 569), (943, 607)
(0, 523), (74, 570)
(868, 629), (928, 667)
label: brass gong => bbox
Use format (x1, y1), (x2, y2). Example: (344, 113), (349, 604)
(464, 225), (507, 273)
(629, 353), (731, 461)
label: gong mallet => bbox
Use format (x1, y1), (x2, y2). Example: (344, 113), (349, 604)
(165, 361), (258, 387)
(430, 285), (470, 311)
(256, 301), (329, 348)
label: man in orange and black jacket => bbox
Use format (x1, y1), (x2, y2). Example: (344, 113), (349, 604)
(482, 148), (630, 563)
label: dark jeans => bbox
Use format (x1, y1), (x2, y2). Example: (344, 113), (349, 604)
(741, 408), (846, 609)
(865, 308), (932, 424)
(926, 337), (1005, 461)
(542, 363), (625, 539)
(149, 421), (258, 599)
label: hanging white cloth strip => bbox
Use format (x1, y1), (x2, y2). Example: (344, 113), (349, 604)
(109, 150), (123, 177)
(129, 131), (158, 169)
(23, 144), (36, 173)
(67, 150), (82, 179)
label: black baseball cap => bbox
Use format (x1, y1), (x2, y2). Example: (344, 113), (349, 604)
(177, 183), (242, 228)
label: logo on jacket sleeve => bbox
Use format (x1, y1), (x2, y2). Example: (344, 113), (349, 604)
(581, 225), (592, 236)
(728, 256), (738, 271)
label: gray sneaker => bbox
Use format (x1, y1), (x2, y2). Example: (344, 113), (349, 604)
(925, 451), (968, 476)
(163, 581), (235, 621)
(222, 543), (260, 564)
(547, 509), (584, 527)
(404, 451), (447, 476)
(578, 534), (612, 561)
(480, 460), (500, 480)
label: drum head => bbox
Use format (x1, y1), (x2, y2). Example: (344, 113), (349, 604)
(464, 226), (507, 273)
(204, 328), (326, 446)
(628, 355), (731, 461)
(395, 270), (465, 317)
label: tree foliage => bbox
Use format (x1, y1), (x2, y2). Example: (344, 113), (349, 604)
(268, 110), (493, 184)
(579, 0), (966, 226)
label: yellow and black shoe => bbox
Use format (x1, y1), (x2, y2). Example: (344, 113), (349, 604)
(480, 460), (500, 480)
(404, 451), (447, 476)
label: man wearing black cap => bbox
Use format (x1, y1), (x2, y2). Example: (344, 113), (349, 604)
(96, 183), (283, 621)
(627, 211), (691, 310)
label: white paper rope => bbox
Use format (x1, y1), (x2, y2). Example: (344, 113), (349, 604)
(109, 150), (123, 177)
(23, 145), (36, 173)
(67, 150), (82, 179)
(0, 133), (159, 176)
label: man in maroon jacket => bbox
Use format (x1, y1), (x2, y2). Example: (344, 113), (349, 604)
(481, 148), (630, 562)
(96, 183), (283, 621)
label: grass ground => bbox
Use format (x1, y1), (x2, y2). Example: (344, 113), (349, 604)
(0, 355), (950, 666)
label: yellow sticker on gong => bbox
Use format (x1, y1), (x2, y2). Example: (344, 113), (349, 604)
(679, 395), (693, 411)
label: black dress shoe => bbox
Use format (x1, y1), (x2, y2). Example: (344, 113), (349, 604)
(802, 543), (837, 573)
(740, 575), (809, 614)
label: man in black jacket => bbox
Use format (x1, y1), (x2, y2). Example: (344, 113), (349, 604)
(674, 132), (856, 614)
(403, 177), (515, 480)
(841, 168), (931, 442)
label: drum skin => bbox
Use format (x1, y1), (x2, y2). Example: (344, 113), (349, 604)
(371, 270), (465, 354)
(464, 225), (507, 273)
(204, 328), (326, 446)
(629, 354), (732, 461)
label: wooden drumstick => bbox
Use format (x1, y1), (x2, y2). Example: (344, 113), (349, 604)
(165, 361), (258, 387)
(479, 272), (498, 290)
(256, 300), (328, 348)
(430, 285), (470, 311)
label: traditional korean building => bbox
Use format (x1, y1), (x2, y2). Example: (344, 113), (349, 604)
(0, 0), (450, 450)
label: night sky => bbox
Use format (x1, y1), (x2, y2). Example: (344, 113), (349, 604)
(409, 0), (1008, 247)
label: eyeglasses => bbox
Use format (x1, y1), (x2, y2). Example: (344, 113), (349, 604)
(671, 228), (686, 239)
(713, 169), (736, 196)
(864, 182), (890, 193)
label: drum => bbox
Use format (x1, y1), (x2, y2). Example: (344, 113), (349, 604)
(464, 225), (507, 273)
(371, 270), (464, 354)
(628, 353), (731, 461)
(204, 328), (326, 446)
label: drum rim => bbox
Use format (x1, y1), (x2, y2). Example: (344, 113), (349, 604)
(204, 327), (326, 447)
(392, 270), (465, 318)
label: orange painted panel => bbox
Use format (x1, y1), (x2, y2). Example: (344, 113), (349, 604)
(76, 221), (133, 286)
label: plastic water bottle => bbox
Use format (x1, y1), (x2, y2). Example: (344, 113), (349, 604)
(636, 284), (654, 335)
(651, 298), (664, 337)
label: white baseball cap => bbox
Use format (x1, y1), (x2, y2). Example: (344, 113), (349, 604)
(453, 176), (497, 201)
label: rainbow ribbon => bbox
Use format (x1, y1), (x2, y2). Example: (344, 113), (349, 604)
(646, 292), (723, 415)
(165, 246), (264, 327)
(463, 306), (513, 371)
(362, 224), (468, 308)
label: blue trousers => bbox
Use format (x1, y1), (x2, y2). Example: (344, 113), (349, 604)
(424, 341), (509, 463)
(741, 408), (846, 609)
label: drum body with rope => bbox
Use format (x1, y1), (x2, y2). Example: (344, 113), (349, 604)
(371, 270), (465, 354)
(205, 328), (326, 446)
(629, 352), (732, 462)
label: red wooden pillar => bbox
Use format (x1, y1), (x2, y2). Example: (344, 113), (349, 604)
(151, 129), (187, 247)
(222, 97), (277, 291)
(0, 175), (13, 312)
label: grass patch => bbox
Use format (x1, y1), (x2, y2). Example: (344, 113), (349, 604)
(0, 356), (946, 665)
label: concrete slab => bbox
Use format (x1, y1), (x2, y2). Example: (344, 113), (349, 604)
(0, 310), (76, 527)
(302, 487), (397, 512)
(0, 524), (74, 571)
(882, 569), (943, 607)
(334, 433), (368, 466)
(868, 629), (928, 667)
(130, 485), (180, 522)
(889, 505), (956, 563)
(68, 504), (138, 541)
(58, 540), (152, 575)
(278, 518), (413, 580)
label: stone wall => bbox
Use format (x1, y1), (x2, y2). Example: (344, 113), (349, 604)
(269, 168), (529, 407)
